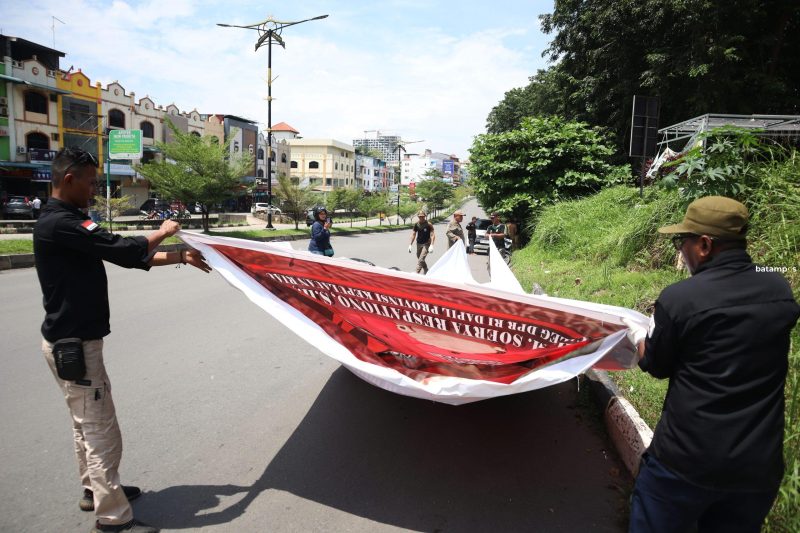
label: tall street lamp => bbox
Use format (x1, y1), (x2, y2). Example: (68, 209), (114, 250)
(218, 14), (328, 229)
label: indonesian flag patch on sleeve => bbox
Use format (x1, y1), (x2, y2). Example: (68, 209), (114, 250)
(80, 220), (100, 233)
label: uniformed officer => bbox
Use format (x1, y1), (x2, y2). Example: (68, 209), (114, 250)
(408, 210), (435, 274)
(446, 209), (465, 248)
(34, 147), (211, 533)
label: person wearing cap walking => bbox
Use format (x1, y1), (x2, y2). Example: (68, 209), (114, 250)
(408, 210), (435, 274)
(446, 210), (466, 249)
(625, 196), (799, 533)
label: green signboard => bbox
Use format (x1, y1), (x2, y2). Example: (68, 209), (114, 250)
(108, 129), (143, 160)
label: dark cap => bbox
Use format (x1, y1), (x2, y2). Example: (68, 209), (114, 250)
(658, 196), (749, 240)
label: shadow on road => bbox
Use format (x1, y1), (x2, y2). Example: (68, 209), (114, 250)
(139, 368), (629, 531)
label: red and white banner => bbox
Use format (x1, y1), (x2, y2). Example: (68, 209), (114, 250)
(179, 232), (647, 405)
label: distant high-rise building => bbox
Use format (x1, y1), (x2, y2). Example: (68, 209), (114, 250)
(352, 132), (401, 163)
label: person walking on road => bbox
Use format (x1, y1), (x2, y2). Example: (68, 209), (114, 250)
(33, 147), (212, 533)
(446, 209), (466, 249)
(625, 196), (800, 533)
(32, 195), (42, 219)
(308, 207), (334, 256)
(408, 210), (435, 274)
(466, 216), (477, 254)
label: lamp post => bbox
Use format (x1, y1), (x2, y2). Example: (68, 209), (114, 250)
(218, 14), (328, 229)
(393, 139), (423, 222)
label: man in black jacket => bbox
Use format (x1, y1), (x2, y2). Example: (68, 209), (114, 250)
(34, 148), (211, 533)
(627, 196), (799, 533)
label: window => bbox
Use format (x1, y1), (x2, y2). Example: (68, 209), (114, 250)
(26, 132), (49, 150)
(191, 131), (201, 137)
(108, 109), (125, 128)
(335, 162), (338, 170)
(270, 151), (275, 162)
(140, 121), (154, 138)
(24, 91), (47, 114)
(257, 148), (264, 160)
(309, 161), (319, 169)
(290, 161), (298, 169)
(257, 169), (264, 177)
(281, 153), (287, 163)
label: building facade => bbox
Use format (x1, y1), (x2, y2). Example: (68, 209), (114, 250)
(352, 132), (401, 164)
(287, 138), (355, 192)
(0, 35), (66, 199)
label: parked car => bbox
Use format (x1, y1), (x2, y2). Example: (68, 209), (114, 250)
(2, 196), (33, 219)
(471, 218), (494, 255)
(251, 203), (281, 215)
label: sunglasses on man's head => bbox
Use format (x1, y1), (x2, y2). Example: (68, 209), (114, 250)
(63, 148), (99, 174)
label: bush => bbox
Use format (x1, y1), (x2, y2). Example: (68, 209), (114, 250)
(469, 116), (630, 225)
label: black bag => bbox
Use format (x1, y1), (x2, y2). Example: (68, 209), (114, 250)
(53, 338), (86, 381)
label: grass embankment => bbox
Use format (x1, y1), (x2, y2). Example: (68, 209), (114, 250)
(513, 185), (799, 531)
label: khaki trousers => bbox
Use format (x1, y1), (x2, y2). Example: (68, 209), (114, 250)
(415, 242), (431, 274)
(43, 338), (133, 526)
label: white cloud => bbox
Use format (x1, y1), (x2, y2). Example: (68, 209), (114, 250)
(3, 0), (549, 157)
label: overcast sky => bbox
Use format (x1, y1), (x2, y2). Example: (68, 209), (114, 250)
(2, 0), (554, 159)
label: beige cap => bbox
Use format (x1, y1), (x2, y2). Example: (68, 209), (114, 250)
(417, 210), (427, 217)
(453, 210), (465, 216)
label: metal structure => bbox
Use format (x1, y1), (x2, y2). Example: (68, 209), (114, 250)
(394, 139), (423, 220)
(218, 14), (328, 228)
(658, 113), (800, 152)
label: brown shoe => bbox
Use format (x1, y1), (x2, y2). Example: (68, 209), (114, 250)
(91, 519), (158, 532)
(80, 486), (142, 511)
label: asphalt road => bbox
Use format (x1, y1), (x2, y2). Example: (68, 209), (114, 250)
(0, 200), (630, 532)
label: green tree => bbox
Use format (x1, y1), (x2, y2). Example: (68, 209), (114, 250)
(490, 1), (800, 154)
(486, 68), (567, 134)
(340, 188), (363, 227)
(93, 194), (134, 232)
(135, 120), (252, 231)
(398, 201), (419, 224)
(415, 179), (454, 218)
(358, 193), (384, 226)
(469, 116), (629, 224)
(275, 173), (317, 229)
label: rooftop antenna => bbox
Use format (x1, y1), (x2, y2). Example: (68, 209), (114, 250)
(51, 16), (65, 49)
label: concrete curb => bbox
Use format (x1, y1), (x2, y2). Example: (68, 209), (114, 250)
(585, 369), (653, 477)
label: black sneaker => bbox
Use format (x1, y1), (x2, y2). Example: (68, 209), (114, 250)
(80, 486), (142, 511)
(91, 519), (158, 533)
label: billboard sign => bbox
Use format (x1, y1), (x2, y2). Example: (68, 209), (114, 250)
(109, 129), (143, 160)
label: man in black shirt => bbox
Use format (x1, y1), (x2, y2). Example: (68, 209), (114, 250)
(626, 196), (799, 533)
(34, 148), (211, 533)
(466, 216), (477, 254)
(408, 210), (435, 274)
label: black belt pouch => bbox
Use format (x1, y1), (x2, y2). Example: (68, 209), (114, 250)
(53, 338), (86, 381)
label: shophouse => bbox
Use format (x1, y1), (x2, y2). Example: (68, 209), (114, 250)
(0, 35), (67, 200)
